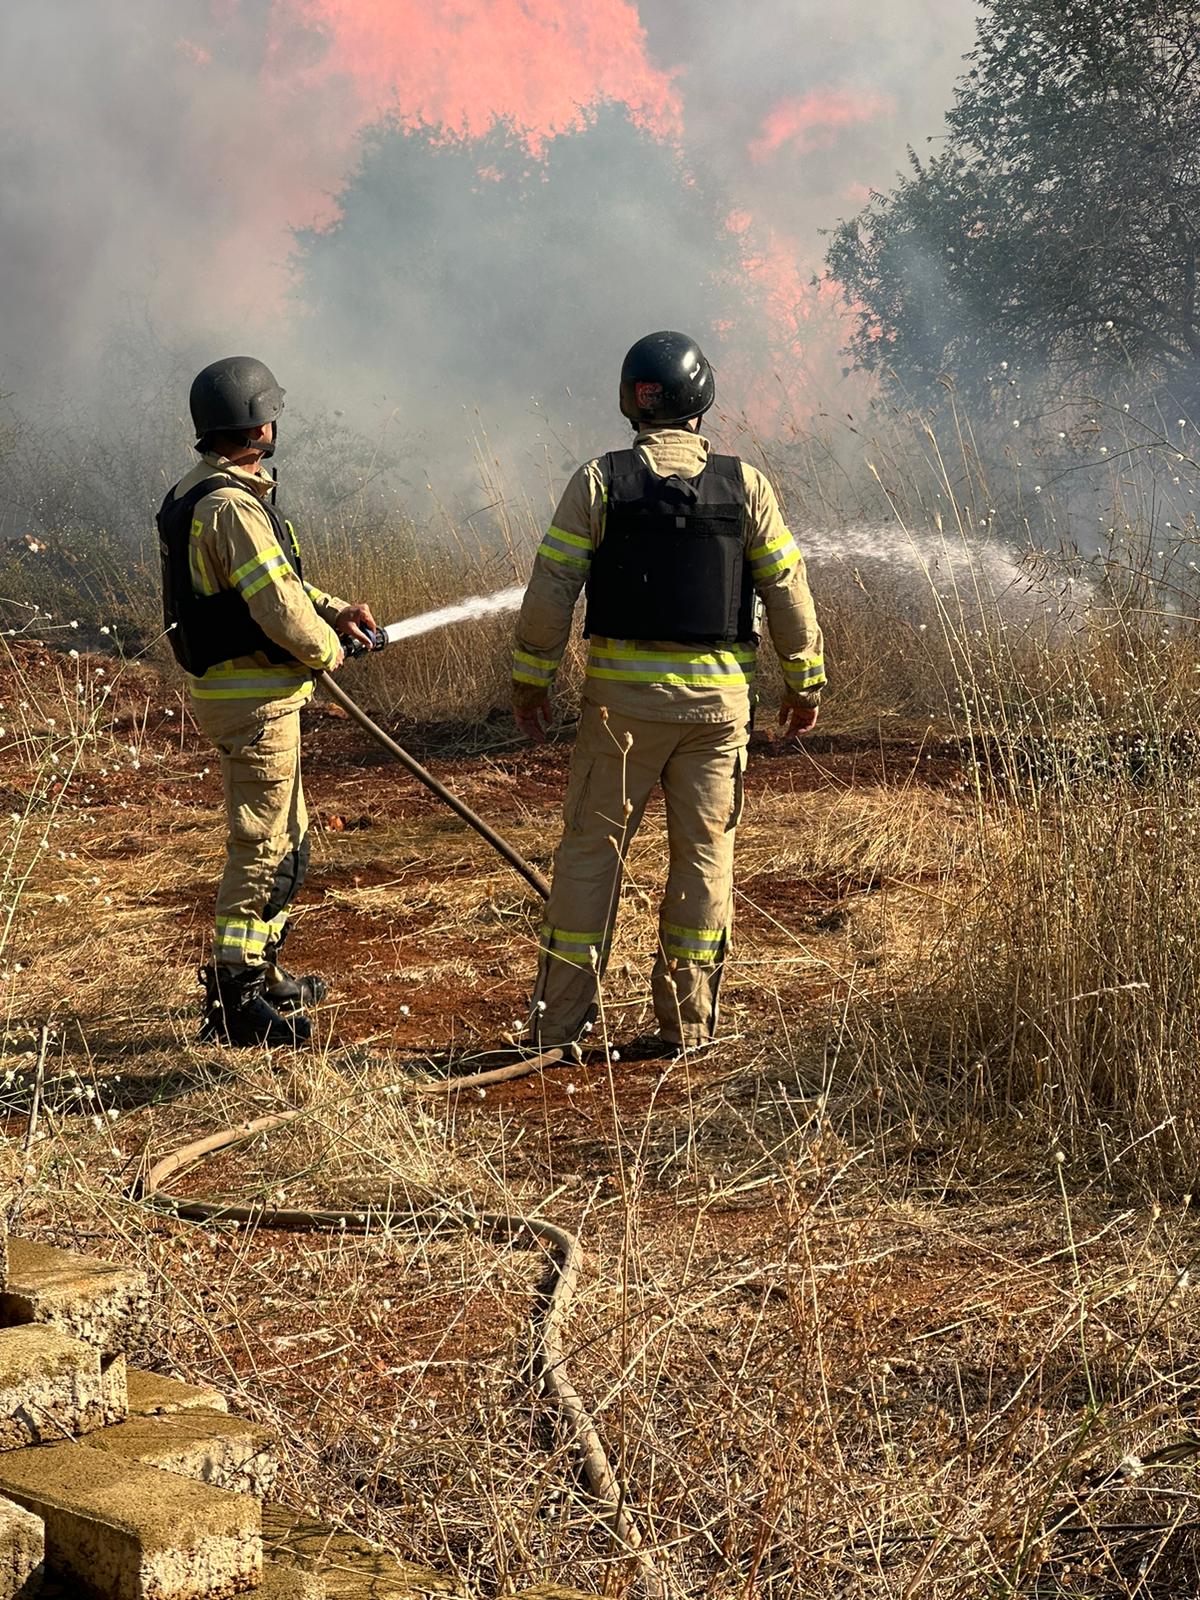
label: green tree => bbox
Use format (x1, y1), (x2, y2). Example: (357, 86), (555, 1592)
(826, 0), (1200, 406)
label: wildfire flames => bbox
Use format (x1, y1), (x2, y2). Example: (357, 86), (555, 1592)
(276, 0), (681, 145)
(207, 0), (878, 422)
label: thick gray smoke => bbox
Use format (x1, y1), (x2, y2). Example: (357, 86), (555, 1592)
(0, 0), (979, 520)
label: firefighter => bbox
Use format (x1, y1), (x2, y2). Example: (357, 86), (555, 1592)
(513, 330), (825, 1058)
(158, 356), (378, 1046)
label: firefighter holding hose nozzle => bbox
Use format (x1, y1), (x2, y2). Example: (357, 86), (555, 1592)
(514, 331), (825, 1059)
(157, 357), (378, 1047)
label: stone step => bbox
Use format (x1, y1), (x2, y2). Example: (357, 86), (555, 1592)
(125, 1371), (227, 1419)
(0, 1444), (261, 1600)
(0, 1241), (149, 1361)
(101, 1355), (129, 1427)
(0, 1492), (43, 1600)
(0, 1327), (106, 1451)
(262, 1505), (464, 1600)
(260, 1559), (324, 1600)
(85, 1409), (277, 1497)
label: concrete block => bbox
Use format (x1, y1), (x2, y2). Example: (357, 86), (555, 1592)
(125, 1371), (227, 1419)
(0, 1493), (43, 1600)
(260, 1560), (323, 1600)
(100, 1356), (128, 1427)
(0, 1443), (261, 1600)
(0, 1241), (149, 1359)
(0, 1327), (106, 1451)
(86, 1410), (277, 1497)
(262, 1505), (462, 1600)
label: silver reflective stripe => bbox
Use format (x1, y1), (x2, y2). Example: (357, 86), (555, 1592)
(540, 529), (592, 564)
(587, 652), (755, 681)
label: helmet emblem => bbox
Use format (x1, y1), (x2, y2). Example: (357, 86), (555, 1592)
(635, 382), (663, 409)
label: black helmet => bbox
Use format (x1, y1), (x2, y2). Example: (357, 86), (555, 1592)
(619, 331), (715, 426)
(189, 356), (285, 439)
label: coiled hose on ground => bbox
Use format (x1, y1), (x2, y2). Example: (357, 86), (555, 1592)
(136, 674), (669, 1599)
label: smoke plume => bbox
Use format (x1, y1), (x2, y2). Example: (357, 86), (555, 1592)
(0, 0), (979, 509)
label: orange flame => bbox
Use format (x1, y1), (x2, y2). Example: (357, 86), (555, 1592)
(273, 0), (681, 147)
(748, 88), (893, 163)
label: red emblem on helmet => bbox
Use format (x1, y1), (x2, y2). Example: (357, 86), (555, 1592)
(635, 381), (663, 409)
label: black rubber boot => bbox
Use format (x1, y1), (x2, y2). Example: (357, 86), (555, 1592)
(262, 920), (327, 1013)
(263, 967), (328, 1013)
(198, 964), (311, 1048)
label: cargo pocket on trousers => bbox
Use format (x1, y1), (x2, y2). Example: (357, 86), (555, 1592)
(726, 748), (747, 832)
(230, 742), (298, 844)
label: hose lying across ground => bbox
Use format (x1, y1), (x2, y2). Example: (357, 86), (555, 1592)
(139, 679), (667, 1595)
(316, 671), (552, 901)
(137, 1078), (666, 1598)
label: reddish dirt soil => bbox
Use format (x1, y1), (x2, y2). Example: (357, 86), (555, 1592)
(1, 642), (966, 1096)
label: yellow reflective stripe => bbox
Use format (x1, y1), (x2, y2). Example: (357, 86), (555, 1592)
(780, 656), (826, 688)
(546, 524), (592, 551)
(663, 923), (724, 943)
(542, 949), (594, 967)
(748, 530), (794, 561)
(232, 549), (289, 598)
(663, 922), (726, 963)
(749, 532), (800, 581)
(188, 663), (311, 700)
(513, 648), (559, 685)
(230, 546), (282, 584)
(190, 683), (311, 700)
(189, 544), (218, 598)
(213, 918), (271, 958)
(215, 919), (269, 944)
(754, 554), (798, 582)
(188, 519), (219, 597)
(587, 642), (757, 687)
(540, 543), (591, 570)
(541, 924), (605, 945)
(539, 523), (592, 569)
(540, 923), (605, 967)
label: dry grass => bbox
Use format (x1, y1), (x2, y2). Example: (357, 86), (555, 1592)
(8, 407), (1200, 1595)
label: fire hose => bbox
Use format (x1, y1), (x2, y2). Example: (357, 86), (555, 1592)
(137, 660), (669, 1598)
(316, 668), (551, 902)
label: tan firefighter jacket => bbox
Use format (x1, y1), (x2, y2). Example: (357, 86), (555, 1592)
(172, 454), (347, 710)
(513, 426), (825, 725)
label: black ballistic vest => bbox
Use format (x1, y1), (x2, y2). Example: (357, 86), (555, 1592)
(583, 450), (756, 645)
(157, 475), (303, 675)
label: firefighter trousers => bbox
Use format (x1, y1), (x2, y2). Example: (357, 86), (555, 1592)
(533, 703), (749, 1049)
(190, 698), (310, 973)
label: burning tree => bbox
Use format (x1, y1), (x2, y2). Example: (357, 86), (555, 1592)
(826, 0), (1200, 408)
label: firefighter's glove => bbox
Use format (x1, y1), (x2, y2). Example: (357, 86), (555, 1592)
(335, 602), (380, 650)
(779, 692), (819, 740)
(514, 686), (552, 743)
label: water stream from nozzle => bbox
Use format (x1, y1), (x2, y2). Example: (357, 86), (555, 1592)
(381, 583), (525, 646)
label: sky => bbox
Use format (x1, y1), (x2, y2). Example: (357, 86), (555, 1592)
(0, 0), (980, 480)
